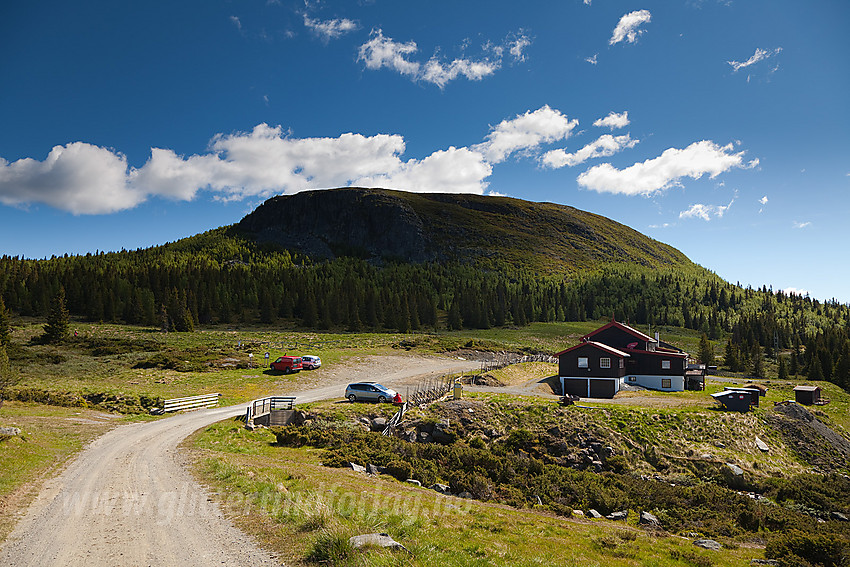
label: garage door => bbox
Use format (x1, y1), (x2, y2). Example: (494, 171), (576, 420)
(589, 379), (616, 398)
(562, 378), (588, 397)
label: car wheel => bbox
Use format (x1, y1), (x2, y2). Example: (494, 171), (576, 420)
(348, 394), (357, 403)
(377, 395), (387, 403)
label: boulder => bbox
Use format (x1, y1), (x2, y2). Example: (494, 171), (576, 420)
(405, 479), (421, 487)
(349, 533), (407, 551)
(572, 510), (584, 517)
(727, 463), (744, 476)
(370, 417), (387, 432)
(429, 483), (450, 495)
(587, 509), (603, 519)
(349, 462), (367, 473)
(0, 427), (21, 438)
(640, 511), (660, 526)
(366, 464), (381, 475)
(831, 511), (849, 522)
(606, 510), (628, 521)
(693, 539), (722, 551)
(457, 491), (473, 499)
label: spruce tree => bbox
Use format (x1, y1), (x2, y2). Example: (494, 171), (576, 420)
(698, 333), (714, 366)
(42, 287), (70, 344)
(0, 344), (18, 406)
(751, 343), (764, 378)
(778, 356), (789, 381)
(0, 297), (10, 347)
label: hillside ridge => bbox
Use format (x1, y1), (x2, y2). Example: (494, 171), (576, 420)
(237, 187), (694, 273)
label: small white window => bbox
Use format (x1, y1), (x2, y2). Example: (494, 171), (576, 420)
(600, 358), (611, 369)
(619, 359), (625, 369)
(578, 357), (589, 368)
(661, 360), (671, 370)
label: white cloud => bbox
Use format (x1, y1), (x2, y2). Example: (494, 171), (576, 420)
(474, 106), (578, 163)
(728, 47), (782, 72)
(4, 106), (584, 214)
(793, 221), (811, 229)
(357, 29), (529, 88)
(577, 140), (755, 196)
(593, 111), (630, 130)
(679, 199), (734, 221)
(585, 54), (598, 65)
(303, 15), (358, 42)
(542, 134), (638, 168)
(508, 34), (532, 62)
(610, 10), (651, 45)
(135, 124), (492, 200)
(783, 287), (809, 297)
(759, 195), (768, 205)
(230, 16), (243, 33)
(0, 143), (143, 215)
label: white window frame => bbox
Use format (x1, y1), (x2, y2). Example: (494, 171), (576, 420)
(600, 358), (611, 369)
(578, 357), (589, 369)
(661, 360), (671, 370)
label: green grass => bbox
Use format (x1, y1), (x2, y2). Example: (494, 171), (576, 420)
(188, 419), (760, 566)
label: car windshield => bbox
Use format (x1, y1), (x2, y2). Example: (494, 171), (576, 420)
(373, 384), (387, 390)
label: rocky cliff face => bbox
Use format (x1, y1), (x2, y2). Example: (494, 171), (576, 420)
(238, 188), (436, 263)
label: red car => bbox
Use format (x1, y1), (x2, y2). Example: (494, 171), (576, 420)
(270, 356), (302, 374)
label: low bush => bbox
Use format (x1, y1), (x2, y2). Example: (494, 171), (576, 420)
(766, 530), (850, 567)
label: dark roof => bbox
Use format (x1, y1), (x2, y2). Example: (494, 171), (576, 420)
(581, 319), (655, 343)
(556, 341), (630, 358)
(622, 347), (688, 359)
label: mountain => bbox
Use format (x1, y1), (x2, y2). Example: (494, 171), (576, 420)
(237, 188), (693, 274)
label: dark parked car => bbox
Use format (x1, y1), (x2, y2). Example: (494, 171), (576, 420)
(345, 382), (398, 403)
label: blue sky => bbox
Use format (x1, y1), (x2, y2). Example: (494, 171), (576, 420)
(1, 1), (848, 301)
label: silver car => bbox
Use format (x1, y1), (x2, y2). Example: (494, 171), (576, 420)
(345, 382), (398, 403)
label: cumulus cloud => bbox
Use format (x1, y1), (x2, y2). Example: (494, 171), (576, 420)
(474, 106), (578, 164)
(134, 124), (491, 201)
(728, 47), (782, 72)
(577, 140), (756, 196)
(793, 221), (811, 229)
(0, 143), (144, 215)
(759, 195), (768, 205)
(783, 287), (809, 297)
(357, 28), (529, 88)
(303, 15), (358, 41)
(610, 10), (651, 45)
(593, 111), (630, 130)
(542, 134), (638, 168)
(679, 199), (734, 221)
(2, 106), (581, 214)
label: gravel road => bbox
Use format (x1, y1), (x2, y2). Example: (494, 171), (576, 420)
(0, 354), (477, 567)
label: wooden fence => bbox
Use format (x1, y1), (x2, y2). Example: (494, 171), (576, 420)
(162, 393), (220, 413)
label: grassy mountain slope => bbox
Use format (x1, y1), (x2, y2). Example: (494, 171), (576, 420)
(237, 188), (694, 274)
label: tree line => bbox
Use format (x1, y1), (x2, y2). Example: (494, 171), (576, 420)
(1, 228), (848, 390)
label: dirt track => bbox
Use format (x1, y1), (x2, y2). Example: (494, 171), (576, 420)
(0, 354), (477, 567)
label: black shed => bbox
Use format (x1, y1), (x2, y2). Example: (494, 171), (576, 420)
(711, 389), (757, 412)
(793, 385), (822, 405)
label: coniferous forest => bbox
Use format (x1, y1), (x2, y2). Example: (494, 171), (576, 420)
(1, 222), (848, 392)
